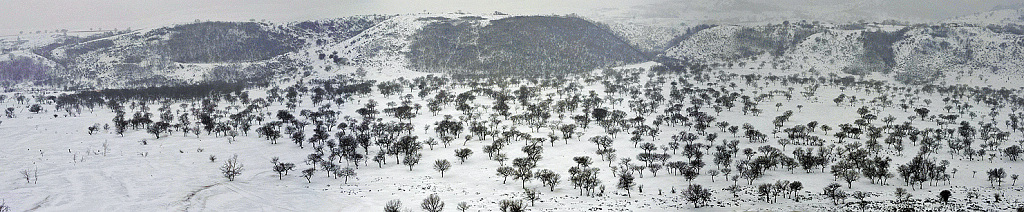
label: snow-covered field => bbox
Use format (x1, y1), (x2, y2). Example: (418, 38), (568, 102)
(4, 7), (1024, 212)
(2, 60), (1024, 212)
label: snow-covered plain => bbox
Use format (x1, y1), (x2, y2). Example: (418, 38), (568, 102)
(4, 9), (1024, 212)
(2, 60), (1023, 212)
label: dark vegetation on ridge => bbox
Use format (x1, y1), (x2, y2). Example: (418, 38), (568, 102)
(148, 22), (300, 63)
(406, 16), (647, 76)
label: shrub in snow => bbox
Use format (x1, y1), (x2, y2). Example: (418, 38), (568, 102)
(87, 124), (99, 135)
(20, 170), (31, 184)
(0, 199), (10, 212)
(617, 172), (635, 197)
(384, 200), (401, 212)
(498, 199), (524, 212)
(28, 104), (42, 113)
(939, 190), (951, 203)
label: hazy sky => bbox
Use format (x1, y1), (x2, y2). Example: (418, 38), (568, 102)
(1, 0), (1021, 36)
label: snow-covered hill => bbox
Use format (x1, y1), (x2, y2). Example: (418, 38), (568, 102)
(605, 21), (684, 54)
(4, 10), (1024, 90)
(6, 8), (1024, 212)
(2, 13), (647, 88)
(944, 8), (1024, 26)
(661, 10), (1024, 87)
(784, 30), (865, 75)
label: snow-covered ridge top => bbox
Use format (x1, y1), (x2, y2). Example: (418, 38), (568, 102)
(943, 8), (1024, 26)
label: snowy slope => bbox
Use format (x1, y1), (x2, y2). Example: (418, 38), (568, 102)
(889, 25), (1024, 86)
(3, 63), (1024, 211)
(664, 25), (745, 64)
(662, 19), (1024, 87)
(606, 22), (684, 54)
(289, 13), (506, 81)
(944, 8), (1024, 26)
(783, 30), (865, 75)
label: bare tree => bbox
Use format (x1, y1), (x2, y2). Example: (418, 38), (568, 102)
(535, 169), (561, 191)
(499, 199), (524, 212)
(683, 184), (711, 208)
(336, 167), (356, 184)
(20, 170), (30, 184)
(0, 199), (10, 212)
(220, 154), (244, 181)
(421, 194), (444, 212)
(272, 157), (295, 180)
(384, 199), (401, 212)
(302, 168), (315, 183)
(524, 188), (540, 206)
(434, 159), (452, 177)
(404, 153), (422, 171)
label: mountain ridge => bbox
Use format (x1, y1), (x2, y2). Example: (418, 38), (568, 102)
(2, 10), (1024, 90)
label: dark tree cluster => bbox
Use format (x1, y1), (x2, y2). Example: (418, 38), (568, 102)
(150, 22), (300, 63)
(0, 56), (51, 84)
(407, 16), (647, 76)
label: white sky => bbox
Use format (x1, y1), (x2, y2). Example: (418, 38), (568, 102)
(0, 0), (1021, 36)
